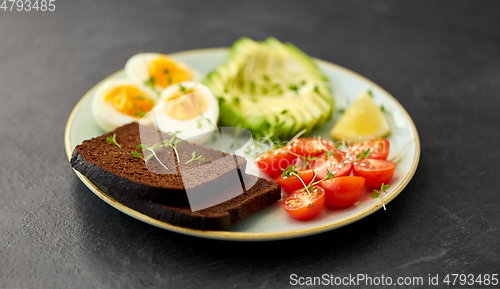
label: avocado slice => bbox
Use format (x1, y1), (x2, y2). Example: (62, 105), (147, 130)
(205, 37), (334, 141)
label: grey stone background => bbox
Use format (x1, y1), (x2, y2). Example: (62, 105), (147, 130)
(1, 1), (499, 288)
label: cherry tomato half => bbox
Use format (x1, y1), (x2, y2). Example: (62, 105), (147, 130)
(347, 138), (390, 160)
(289, 138), (328, 157)
(255, 146), (296, 177)
(282, 186), (326, 220)
(353, 158), (396, 188)
(275, 169), (315, 194)
(319, 176), (365, 208)
(310, 150), (352, 179)
(320, 139), (337, 151)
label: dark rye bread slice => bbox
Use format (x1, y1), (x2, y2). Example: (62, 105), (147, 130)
(105, 174), (281, 230)
(71, 123), (247, 206)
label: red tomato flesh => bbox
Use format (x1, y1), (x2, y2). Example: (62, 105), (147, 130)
(282, 186), (326, 220)
(353, 158), (396, 188)
(310, 150), (352, 179)
(275, 169), (315, 194)
(255, 146), (296, 177)
(319, 176), (365, 208)
(320, 139), (337, 151)
(347, 138), (390, 160)
(289, 138), (327, 157)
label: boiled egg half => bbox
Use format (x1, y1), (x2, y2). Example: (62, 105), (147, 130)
(92, 79), (156, 132)
(125, 53), (198, 92)
(151, 82), (219, 144)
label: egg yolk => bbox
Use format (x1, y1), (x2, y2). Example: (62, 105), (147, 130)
(164, 89), (208, 120)
(105, 86), (155, 118)
(149, 56), (194, 88)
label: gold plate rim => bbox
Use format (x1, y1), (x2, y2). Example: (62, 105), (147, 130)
(65, 47), (421, 241)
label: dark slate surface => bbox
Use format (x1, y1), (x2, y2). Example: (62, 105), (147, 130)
(1, 1), (499, 288)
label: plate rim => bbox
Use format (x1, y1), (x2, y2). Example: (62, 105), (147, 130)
(65, 47), (421, 241)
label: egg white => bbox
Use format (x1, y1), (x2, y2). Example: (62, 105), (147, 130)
(151, 81), (219, 144)
(92, 79), (156, 132)
(124, 53), (199, 92)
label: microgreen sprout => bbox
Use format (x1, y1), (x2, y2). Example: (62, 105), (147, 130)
(144, 76), (155, 89)
(257, 129), (277, 148)
(281, 165), (299, 178)
(106, 134), (121, 148)
(272, 142), (284, 150)
(172, 131), (182, 137)
(196, 112), (212, 129)
(303, 155), (317, 168)
(357, 149), (371, 160)
(339, 148), (371, 166)
(281, 165), (311, 194)
(131, 151), (145, 160)
(133, 111), (146, 118)
(281, 165), (311, 195)
(300, 169), (335, 193)
(286, 128), (307, 146)
(143, 76), (160, 95)
(132, 101), (150, 118)
(163, 138), (181, 155)
(179, 84), (187, 94)
(186, 151), (205, 165)
(139, 51), (159, 95)
(136, 143), (169, 171)
(287, 152), (317, 168)
(131, 130), (187, 170)
(316, 135), (329, 152)
(162, 132), (182, 162)
(371, 183), (390, 210)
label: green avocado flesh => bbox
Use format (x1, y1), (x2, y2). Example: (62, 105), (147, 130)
(205, 37), (334, 141)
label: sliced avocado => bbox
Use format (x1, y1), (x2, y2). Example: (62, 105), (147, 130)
(205, 37), (334, 141)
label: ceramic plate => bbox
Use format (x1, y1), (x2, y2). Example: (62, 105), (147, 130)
(65, 48), (420, 241)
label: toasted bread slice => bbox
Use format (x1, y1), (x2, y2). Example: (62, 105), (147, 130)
(70, 123), (282, 230)
(71, 123), (247, 206)
(105, 174), (281, 230)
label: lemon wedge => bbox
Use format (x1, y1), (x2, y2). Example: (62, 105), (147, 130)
(330, 90), (390, 142)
